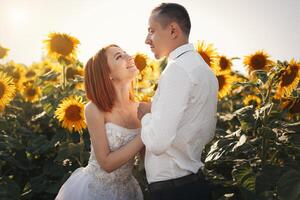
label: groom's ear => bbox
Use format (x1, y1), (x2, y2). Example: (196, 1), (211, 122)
(169, 22), (179, 39)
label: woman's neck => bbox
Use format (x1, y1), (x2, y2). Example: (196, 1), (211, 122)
(113, 82), (132, 109)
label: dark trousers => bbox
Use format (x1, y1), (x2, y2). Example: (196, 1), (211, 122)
(148, 171), (212, 200)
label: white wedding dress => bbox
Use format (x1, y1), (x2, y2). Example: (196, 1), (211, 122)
(55, 123), (143, 200)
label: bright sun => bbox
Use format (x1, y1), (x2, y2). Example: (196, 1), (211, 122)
(9, 7), (27, 25)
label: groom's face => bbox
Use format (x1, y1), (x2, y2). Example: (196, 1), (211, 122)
(145, 13), (171, 59)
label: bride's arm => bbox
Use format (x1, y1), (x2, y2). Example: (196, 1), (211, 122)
(85, 103), (144, 173)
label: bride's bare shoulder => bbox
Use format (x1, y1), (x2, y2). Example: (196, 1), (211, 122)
(85, 102), (104, 118)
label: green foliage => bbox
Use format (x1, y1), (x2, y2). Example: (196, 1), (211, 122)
(204, 62), (300, 200)
(1, 57), (299, 200)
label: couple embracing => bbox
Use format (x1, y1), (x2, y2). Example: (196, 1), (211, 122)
(56, 3), (218, 200)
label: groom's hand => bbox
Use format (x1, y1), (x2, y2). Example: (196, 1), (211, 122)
(137, 102), (151, 120)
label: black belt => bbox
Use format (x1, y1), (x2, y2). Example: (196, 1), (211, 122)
(148, 170), (205, 192)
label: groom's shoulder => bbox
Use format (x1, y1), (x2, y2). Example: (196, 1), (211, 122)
(171, 51), (204, 71)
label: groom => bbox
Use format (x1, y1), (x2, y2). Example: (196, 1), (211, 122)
(137, 3), (218, 200)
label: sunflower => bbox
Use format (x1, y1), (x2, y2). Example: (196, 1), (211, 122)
(275, 59), (300, 99)
(0, 72), (16, 111)
(44, 32), (80, 61)
(38, 59), (61, 75)
(66, 66), (84, 80)
(243, 95), (262, 108)
(24, 65), (39, 81)
(215, 71), (235, 99)
(243, 50), (273, 73)
(4, 61), (26, 90)
(134, 53), (148, 72)
(0, 45), (9, 59)
(212, 55), (232, 72)
(147, 59), (161, 80)
(21, 82), (41, 103)
(195, 40), (218, 67)
(34, 59), (62, 84)
(55, 96), (86, 133)
(282, 98), (300, 114)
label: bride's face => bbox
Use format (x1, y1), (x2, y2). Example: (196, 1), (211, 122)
(106, 46), (138, 82)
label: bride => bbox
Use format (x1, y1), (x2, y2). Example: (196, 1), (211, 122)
(55, 44), (144, 200)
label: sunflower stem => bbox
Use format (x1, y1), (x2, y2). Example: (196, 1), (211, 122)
(62, 64), (66, 89)
(67, 131), (71, 143)
(79, 134), (84, 166)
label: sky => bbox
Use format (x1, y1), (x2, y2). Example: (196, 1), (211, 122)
(0, 0), (299, 73)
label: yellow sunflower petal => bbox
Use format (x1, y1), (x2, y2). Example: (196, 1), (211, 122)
(275, 59), (300, 99)
(55, 96), (86, 133)
(4, 61), (27, 90)
(44, 32), (80, 61)
(0, 45), (9, 59)
(243, 95), (262, 108)
(0, 71), (16, 111)
(281, 98), (300, 114)
(243, 50), (273, 73)
(212, 55), (232, 72)
(215, 71), (235, 99)
(21, 82), (41, 103)
(195, 40), (218, 67)
(66, 66), (84, 80)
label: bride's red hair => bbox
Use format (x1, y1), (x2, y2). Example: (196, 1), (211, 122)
(84, 44), (135, 112)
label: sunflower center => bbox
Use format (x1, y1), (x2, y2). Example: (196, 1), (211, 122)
(0, 48), (7, 59)
(12, 71), (20, 80)
(26, 88), (36, 97)
(66, 67), (79, 80)
(281, 65), (298, 87)
(249, 99), (258, 107)
(220, 57), (229, 70)
(217, 75), (225, 91)
(250, 55), (267, 70)
(290, 100), (300, 114)
(65, 105), (82, 121)
(201, 52), (211, 66)
(0, 82), (5, 99)
(26, 70), (36, 78)
(134, 56), (147, 71)
(50, 35), (74, 56)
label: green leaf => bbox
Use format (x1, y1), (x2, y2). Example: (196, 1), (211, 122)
(252, 70), (268, 84)
(30, 175), (48, 193)
(255, 165), (282, 194)
(42, 84), (56, 95)
(277, 169), (300, 200)
(55, 142), (82, 162)
(39, 71), (61, 81)
(232, 134), (247, 151)
(0, 178), (21, 200)
(258, 127), (276, 140)
(205, 138), (236, 162)
(232, 163), (256, 191)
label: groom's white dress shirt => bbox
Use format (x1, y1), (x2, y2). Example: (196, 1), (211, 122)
(141, 43), (219, 184)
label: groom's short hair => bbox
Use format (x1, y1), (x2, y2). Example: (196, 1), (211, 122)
(152, 3), (191, 37)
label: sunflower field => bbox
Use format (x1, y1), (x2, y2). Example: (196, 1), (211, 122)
(0, 33), (299, 200)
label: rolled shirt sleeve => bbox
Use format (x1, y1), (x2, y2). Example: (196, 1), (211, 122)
(141, 63), (191, 156)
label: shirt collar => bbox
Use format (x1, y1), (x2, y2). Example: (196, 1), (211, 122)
(168, 43), (195, 60)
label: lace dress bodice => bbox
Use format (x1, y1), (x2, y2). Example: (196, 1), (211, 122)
(85, 123), (140, 185)
(55, 123), (143, 200)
